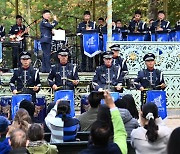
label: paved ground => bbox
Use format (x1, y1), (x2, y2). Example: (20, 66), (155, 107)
(165, 109), (180, 130)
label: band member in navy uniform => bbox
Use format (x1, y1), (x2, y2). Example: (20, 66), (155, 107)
(150, 10), (171, 32)
(9, 52), (41, 103)
(110, 44), (128, 77)
(175, 19), (180, 30)
(134, 53), (166, 105)
(48, 48), (79, 91)
(9, 15), (28, 68)
(128, 10), (147, 33)
(92, 51), (123, 92)
(0, 25), (5, 41)
(40, 10), (58, 73)
(77, 11), (97, 72)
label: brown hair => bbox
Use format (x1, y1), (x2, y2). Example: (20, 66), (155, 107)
(28, 123), (44, 141)
(10, 129), (27, 149)
(13, 108), (31, 133)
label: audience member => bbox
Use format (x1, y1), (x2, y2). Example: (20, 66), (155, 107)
(0, 116), (10, 142)
(78, 92), (101, 131)
(81, 91), (127, 154)
(0, 116), (11, 154)
(9, 129), (29, 154)
(19, 100), (37, 123)
(98, 102), (139, 139)
(115, 94), (139, 119)
(131, 103), (171, 154)
(10, 108), (31, 134)
(27, 123), (58, 154)
(167, 127), (180, 154)
(45, 100), (79, 143)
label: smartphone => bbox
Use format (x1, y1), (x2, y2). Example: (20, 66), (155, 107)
(91, 91), (104, 100)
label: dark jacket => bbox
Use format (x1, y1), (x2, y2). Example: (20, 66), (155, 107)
(48, 63), (79, 90)
(40, 18), (58, 43)
(128, 20), (147, 33)
(9, 147), (29, 154)
(134, 68), (165, 90)
(80, 142), (122, 154)
(92, 64), (122, 91)
(150, 20), (171, 32)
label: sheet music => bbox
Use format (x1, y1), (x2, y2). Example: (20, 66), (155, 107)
(52, 29), (66, 41)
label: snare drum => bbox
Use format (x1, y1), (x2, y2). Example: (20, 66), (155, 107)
(34, 95), (46, 122)
(54, 90), (75, 117)
(12, 94), (32, 119)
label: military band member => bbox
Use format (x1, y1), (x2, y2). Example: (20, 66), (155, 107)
(48, 48), (79, 91)
(0, 25), (5, 41)
(110, 44), (128, 77)
(9, 52), (41, 103)
(9, 15), (28, 68)
(77, 11), (97, 72)
(175, 19), (180, 30)
(134, 53), (166, 91)
(40, 10), (58, 73)
(150, 10), (171, 32)
(128, 10), (147, 33)
(92, 51), (123, 92)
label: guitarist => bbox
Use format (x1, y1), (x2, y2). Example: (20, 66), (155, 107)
(9, 15), (28, 68)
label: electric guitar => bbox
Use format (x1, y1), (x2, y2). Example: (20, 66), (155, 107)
(10, 28), (29, 41)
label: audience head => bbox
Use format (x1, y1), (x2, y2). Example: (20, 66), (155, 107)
(19, 99), (35, 118)
(28, 123), (44, 141)
(9, 129), (28, 149)
(119, 94), (139, 119)
(88, 92), (101, 108)
(13, 108), (31, 133)
(56, 100), (70, 121)
(97, 104), (113, 135)
(90, 120), (111, 146)
(141, 103), (159, 142)
(167, 127), (180, 154)
(0, 116), (10, 134)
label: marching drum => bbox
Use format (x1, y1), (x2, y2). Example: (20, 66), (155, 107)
(11, 94), (32, 119)
(54, 90), (75, 117)
(34, 95), (46, 122)
(146, 90), (167, 119)
(141, 90), (167, 119)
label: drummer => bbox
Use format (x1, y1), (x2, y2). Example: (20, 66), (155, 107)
(9, 52), (41, 103)
(92, 51), (123, 92)
(134, 53), (166, 91)
(48, 48), (79, 91)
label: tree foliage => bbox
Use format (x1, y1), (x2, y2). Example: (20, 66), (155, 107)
(0, 0), (179, 37)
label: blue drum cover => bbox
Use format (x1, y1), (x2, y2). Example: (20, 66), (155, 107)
(127, 33), (145, 41)
(175, 30), (180, 41)
(12, 94), (32, 119)
(101, 92), (121, 104)
(146, 90), (167, 119)
(54, 90), (75, 117)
